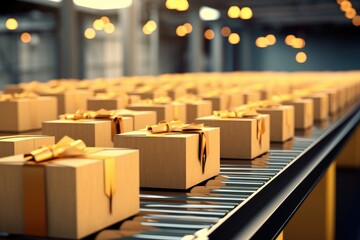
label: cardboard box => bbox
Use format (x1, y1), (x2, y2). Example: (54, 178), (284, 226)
(185, 100), (213, 123)
(0, 148), (139, 239)
(114, 127), (220, 189)
(203, 95), (230, 111)
(128, 95), (141, 104)
(283, 99), (314, 129)
(256, 105), (295, 142)
(195, 114), (270, 159)
(38, 90), (93, 115)
(127, 104), (173, 122)
(166, 88), (187, 100)
(128, 89), (167, 100)
(227, 92), (244, 109)
(115, 109), (157, 130)
(0, 135), (55, 158)
(171, 102), (187, 122)
(305, 93), (329, 121)
(87, 96), (129, 111)
(42, 117), (133, 147)
(3, 84), (27, 94)
(0, 97), (57, 132)
(243, 90), (262, 104)
(260, 88), (273, 100)
(326, 89), (339, 115)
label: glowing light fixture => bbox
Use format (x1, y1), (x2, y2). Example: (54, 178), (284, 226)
(345, 8), (357, 19)
(221, 26), (231, 37)
(240, 7), (253, 20)
(285, 35), (295, 45)
(100, 16), (110, 24)
(296, 52), (307, 63)
(176, 25), (187, 37)
(93, 19), (105, 30)
(73, 0), (132, 10)
(165, 0), (177, 10)
(177, 0), (189, 11)
(255, 37), (267, 48)
(165, 0), (189, 12)
(291, 38), (305, 48)
(340, 0), (352, 11)
(104, 23), (115, 33)
(204, 29), (215, 40)
(5, 18), (18, 30)
(265, 34), (276, 45)
(199, 6), (220, 21)
(352, 15), (360, 26)
(228, 6), (241, 18)
(143, 20), (157, 35)
(84, 28), (96, 39)
(228, 33), (240, 44)
(20, 32), (32, 44)
(183, 23), (193, 33)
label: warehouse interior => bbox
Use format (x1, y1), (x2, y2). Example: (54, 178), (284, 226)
(0, 0), (359, 239)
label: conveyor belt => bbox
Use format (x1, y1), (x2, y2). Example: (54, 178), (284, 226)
(0, 104), (359, 240)
(89, 104), (359, 240)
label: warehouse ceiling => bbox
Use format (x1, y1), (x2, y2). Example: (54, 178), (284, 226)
(4, 0), (360, 31)
(155, 0), (360, 26)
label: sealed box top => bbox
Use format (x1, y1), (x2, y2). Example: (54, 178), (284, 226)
(118, 126), (218, 139)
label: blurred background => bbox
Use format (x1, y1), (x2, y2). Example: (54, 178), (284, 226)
(0, 0), (359, 90)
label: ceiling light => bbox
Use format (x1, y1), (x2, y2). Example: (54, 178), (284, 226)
(199, 6), (220, 21)
(73, 0), (132, 10)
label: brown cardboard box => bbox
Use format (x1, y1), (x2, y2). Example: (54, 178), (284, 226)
(227, 92), (244, 109)
(38, 90), (93, 115)
(3, 84), (26, 94)
(283, 99), (314, 129)
(326, 89), (339, 115)
(195, 114), (270, 159)
(257, 105), (295, 142)
(171, 102), (187, 122)
(0, 97), (57, 132)
(0, 135), (55, 158)
(305, 93), (329, 121)
(128, 89), (167, 100)
(115, 109), (157, 130)
(203, 95), (230, 111)
(166, 88), (187, 100)
(128, 95), (141, 104)
(260, 88), (273, 100)
(42, 117), (133, 147)
(0, 148), (139, 239)
(243, 90), (262, 104)
(185, 100), (213, 123)
(338, 86), (347, 110)
(127, 104), (173, 122)
(87, 96), (129, 111)
(114, 127), (220, 189)
(187, 86), (210, 96)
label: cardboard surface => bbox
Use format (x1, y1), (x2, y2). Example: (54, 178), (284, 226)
(114, 127), (220, 189)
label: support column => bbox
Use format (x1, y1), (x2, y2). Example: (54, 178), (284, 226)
(210, 22), (223, 72)
(149, 2), (159, 76)
(59, 0), (79, 78)
(120, 0), (140, 76)
(239, 27), (253, 70)
(188, 3), (204, 72)
(224, 41), (234, 72)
